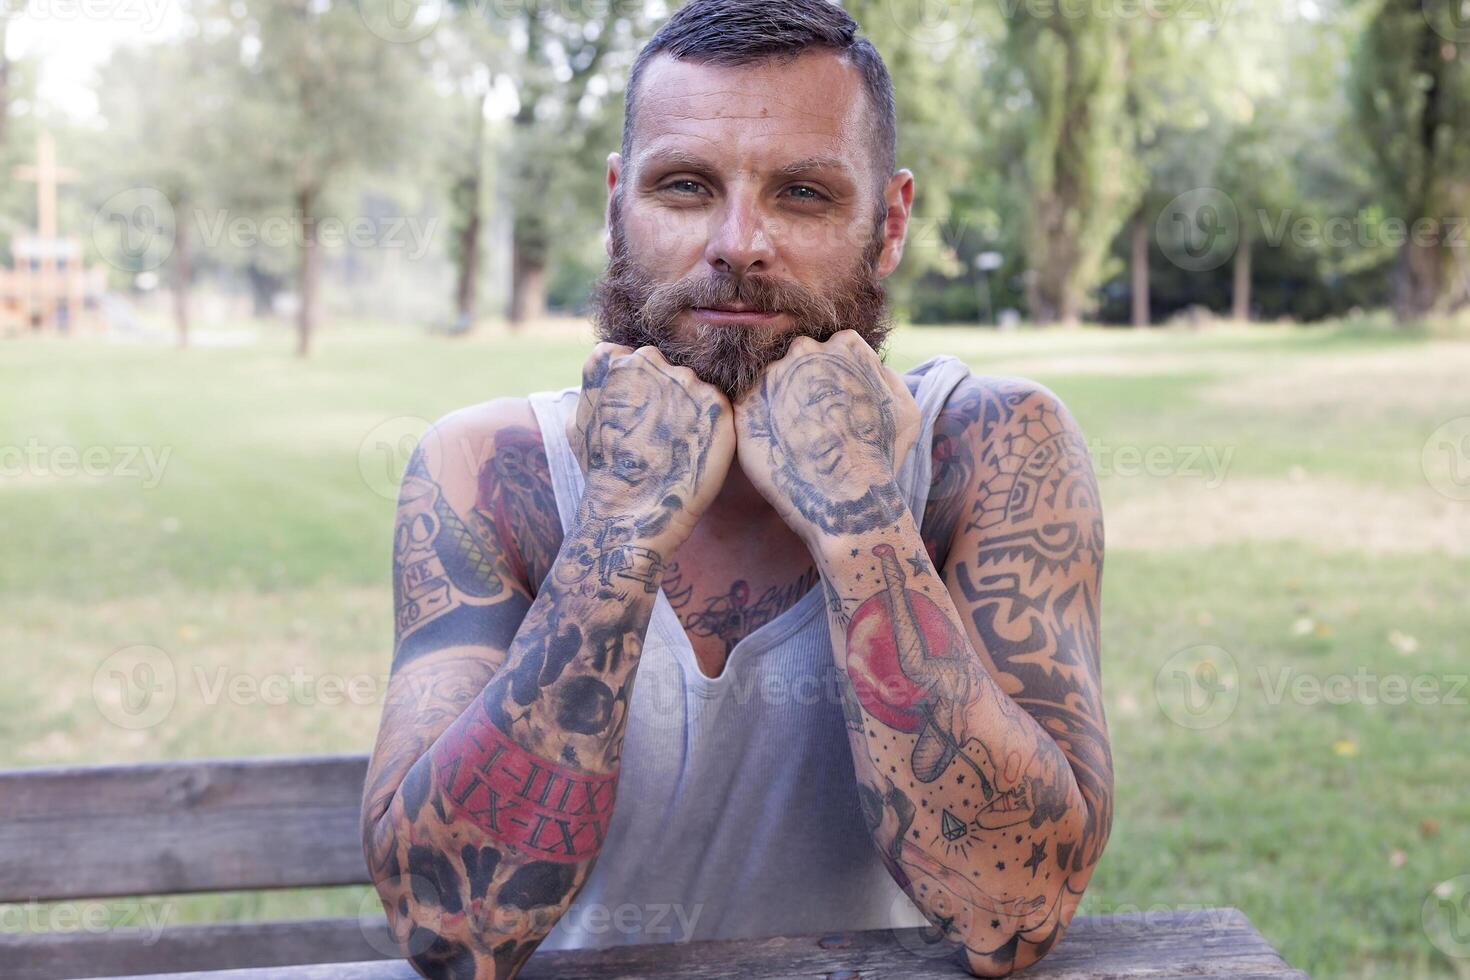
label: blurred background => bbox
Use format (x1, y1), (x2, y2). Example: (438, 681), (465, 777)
(1, 1), (1467, 978)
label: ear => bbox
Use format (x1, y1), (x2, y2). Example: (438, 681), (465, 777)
(605, 152), (623, 258)
(874, 169), (916, 280)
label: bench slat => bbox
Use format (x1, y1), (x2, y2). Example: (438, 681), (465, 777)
(0, 755), (371, 902)
(64, 910), (1306, 980)
(1, 917), (394, 980)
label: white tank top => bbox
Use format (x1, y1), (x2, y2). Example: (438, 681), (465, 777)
(527, 354), (974, 951)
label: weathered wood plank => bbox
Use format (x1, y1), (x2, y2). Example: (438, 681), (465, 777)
(70, 909), (1307, 980)
(0, 756), (372, 902)
(1, 917), (395, 980)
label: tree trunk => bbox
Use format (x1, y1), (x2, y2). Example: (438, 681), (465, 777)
(1393, 233), (1443, 322)
(456, 202), (482, 326)
(452, 92), (490, 330)
(1025, 196), (1087, 327)
(1130, 213), (1150, 328)
(1232, 222), (1252, 323)
(297, 187), (320, 358)
(0, 18), (9, 151)
(509, 210), (548, 328)
(173, 198), (192, 349)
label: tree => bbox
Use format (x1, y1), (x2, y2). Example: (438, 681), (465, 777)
(430, 12), (507, 331)
(471, 1), (656, 327)
(1004, 3), (1140, 325)
(216, 0), (433, 355)
(1352, 0), (1470, 320)
(95, 28), (233, 347)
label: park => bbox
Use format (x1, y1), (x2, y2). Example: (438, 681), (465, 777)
(2, 0), (1468, 978)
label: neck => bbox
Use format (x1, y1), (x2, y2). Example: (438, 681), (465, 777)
(702, 456), (780, 530)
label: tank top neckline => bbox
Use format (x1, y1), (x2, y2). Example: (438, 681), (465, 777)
(528, 353), (970, 698)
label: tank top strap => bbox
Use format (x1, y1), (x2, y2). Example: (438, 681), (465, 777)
(527, 386), (584, 534)
(897, 353), (975, 528)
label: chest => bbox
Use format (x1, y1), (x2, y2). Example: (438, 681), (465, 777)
(659, 530), (823, 681)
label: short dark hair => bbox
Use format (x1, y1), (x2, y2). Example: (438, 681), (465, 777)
(622, 0), (898, 181)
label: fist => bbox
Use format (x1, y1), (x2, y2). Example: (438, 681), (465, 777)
(733, 331), (921, 543)
(567, 343), (736, 550)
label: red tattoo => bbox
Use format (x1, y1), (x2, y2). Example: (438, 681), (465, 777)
(433, 717), (616, 864)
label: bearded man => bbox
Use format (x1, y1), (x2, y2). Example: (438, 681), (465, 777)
(362, 2), (1113, 977)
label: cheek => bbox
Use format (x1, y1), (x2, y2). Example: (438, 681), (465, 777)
(626, 206), (708, 275)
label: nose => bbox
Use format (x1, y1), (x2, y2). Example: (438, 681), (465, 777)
(704, 192), (775, 277)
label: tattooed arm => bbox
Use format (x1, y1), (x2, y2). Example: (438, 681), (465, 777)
(362, 344), (735, 979)
(735, 333), (1111, 977)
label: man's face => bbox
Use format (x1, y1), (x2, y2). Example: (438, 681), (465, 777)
(593, 50), (915, 401)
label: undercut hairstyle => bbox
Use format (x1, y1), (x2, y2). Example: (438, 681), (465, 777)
(622, 0), (898, 182)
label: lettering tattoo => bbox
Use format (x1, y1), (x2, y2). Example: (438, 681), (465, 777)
(435, 715), (616, 863)
(364, 406), (674, 979)
(661, 561), (821, 656)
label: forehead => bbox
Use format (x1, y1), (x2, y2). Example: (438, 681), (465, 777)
(630, 50), (874, 178)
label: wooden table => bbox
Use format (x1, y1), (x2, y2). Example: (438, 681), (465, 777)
(81, 908), (1307, 980)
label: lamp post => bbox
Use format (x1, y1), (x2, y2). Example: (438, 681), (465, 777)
(974, 251), (1003, 326)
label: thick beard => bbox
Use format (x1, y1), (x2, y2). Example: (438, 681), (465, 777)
(591, 211), (893, 401)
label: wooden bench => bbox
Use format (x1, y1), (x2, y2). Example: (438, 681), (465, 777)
(0, 754), (1307, 979)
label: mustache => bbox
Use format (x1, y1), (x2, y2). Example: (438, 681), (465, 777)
(639, 271), (841, 333)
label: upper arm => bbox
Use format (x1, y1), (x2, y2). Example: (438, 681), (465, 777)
(361, 398), (563, 847)
(391, 398), (560, 670)
(934, 376), (1114, 876)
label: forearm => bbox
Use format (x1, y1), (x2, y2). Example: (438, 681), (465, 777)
(810, 501), (1088, 975)
(369, 499), (671, 979)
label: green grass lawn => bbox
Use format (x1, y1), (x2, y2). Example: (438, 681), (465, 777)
(2, 318), (1467, 978)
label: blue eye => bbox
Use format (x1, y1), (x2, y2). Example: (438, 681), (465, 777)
(786, 185), (827, 202)
(667, 180), (704, 195)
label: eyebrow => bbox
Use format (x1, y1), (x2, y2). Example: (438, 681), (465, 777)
(773, 157), (854, 180)
(638, 150), (857, 184)
(638, 150), (719, 177)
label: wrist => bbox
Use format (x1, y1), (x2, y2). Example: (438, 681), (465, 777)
(794, 479), (913, 557)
